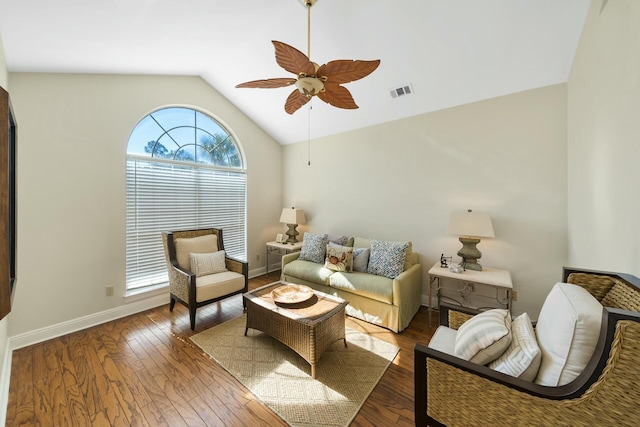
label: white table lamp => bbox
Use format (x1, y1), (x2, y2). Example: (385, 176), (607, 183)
(447, 209), (495, 271)
(279, 207), (306, 244)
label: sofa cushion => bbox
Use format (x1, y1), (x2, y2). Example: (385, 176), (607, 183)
(353, 247), (370, 272)
(329, 271), (394, 304)
(298, 232), (328, 264)
(489, 312), (541, 381)
(354, 238), (416, 272)
(189, 250), (227, 277)
(324, 243), (354, 272)
(534, 282), (603, 386)
(328, 235), (349, 246)
(282, 259), (334, 285)
(454, 309), (512, 365)
(174, 234), (218, 271)
(367, 239), (409, 279)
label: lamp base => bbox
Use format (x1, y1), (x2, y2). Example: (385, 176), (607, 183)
(457, 236), (483, 271)
(285, 224), (300, 244)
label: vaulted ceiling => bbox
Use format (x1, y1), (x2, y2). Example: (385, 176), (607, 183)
(0, 0), (591, 145)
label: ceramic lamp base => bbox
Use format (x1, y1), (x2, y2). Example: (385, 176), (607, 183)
(457, 236), (483, 271)
(285, 224), (300, 244)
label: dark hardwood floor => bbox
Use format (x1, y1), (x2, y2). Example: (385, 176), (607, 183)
(5, 271), (438, 426)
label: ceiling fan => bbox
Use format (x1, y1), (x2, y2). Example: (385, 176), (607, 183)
(235, 0), (381, 115)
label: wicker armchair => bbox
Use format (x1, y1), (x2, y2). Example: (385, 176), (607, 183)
(162, 228), (248, 330)
(415, 267), (640, 427)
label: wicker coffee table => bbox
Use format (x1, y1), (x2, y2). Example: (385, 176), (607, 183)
(243, 281), (348, 378)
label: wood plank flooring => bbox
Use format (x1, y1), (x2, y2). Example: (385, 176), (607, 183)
(5, 272), (438, 426)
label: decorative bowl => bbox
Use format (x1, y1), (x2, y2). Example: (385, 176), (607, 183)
(271, 284), (314, 304)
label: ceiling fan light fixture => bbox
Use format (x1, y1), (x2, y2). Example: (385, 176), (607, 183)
(295, 77), (324, 97)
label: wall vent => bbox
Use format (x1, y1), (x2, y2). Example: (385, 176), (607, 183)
(390, 83), (414, 99)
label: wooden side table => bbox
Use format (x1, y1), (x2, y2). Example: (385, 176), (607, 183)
(428, 261), (513, 315)
(266, 241), (303, 274)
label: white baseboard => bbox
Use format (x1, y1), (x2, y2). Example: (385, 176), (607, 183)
(0, 342), (11, 427)
(249, 266), (268, 278)
(9, 293), (169, 351)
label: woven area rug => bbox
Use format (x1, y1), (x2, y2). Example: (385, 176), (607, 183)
(190, 314), (399, 427)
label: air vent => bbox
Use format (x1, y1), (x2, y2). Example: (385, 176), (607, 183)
(390, 83), (414, 99)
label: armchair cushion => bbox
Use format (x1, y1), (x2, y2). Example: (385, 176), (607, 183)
(534, 282), (602, 386)
(427, 326), (457, 355)
(189, 250), (227, 277)
(454, 309), (512, 364)
(174, 234), (218, 270)
(488, 312), (541, 381)
(195, 271), (245, 303)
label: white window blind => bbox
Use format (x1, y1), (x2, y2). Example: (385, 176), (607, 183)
(125, 158), (247, 291)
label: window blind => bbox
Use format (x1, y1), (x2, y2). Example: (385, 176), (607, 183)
(126, 158), (247, 291)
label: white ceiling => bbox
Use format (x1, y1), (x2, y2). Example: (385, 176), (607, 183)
(0, 0), (591, 145)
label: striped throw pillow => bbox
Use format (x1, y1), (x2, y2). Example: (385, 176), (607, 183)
(489, 312), (541, 381)
(189, 250), (227, 277)
(454, 309), (512, 365)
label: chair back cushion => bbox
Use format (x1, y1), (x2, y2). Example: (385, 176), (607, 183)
(174, 234), (219, 271)
(534, 282), (603, 386)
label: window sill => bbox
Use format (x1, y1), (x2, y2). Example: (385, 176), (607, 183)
(124, 282), (169, 304)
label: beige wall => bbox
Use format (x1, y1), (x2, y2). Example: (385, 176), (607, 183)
(283, 84), (568, 318)
(568, 0), (640, 276)
(8, 73), (282, 336)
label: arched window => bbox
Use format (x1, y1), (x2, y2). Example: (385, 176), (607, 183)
(126, 106), (246, 293)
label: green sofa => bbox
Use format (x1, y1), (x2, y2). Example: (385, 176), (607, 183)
(281, 237), (422, 332)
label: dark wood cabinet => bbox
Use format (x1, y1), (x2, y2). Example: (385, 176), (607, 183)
(0, 86), (17, 321)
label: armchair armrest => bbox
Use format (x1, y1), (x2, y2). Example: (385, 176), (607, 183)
(225, 255), (249, 291)
(415, 308), (640, 427)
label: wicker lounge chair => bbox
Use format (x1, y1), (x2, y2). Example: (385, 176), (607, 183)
(162, 228), (248, 329)
(414, 267), (640, 427)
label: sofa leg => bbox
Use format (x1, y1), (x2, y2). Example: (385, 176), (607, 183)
(170, 296), (176, 311)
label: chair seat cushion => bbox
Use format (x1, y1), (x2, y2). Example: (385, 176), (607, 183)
(195, 271), (245, 303)
(534, 282), (603, 386)
(428, 326), (457, 355)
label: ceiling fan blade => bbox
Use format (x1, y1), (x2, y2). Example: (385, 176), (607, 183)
(273, 41), (316, 76)
(317, 59), (381, 85)
(235, 78), (297, 89)
(284, 89), (311, 114)
(317, 84), (359, 110)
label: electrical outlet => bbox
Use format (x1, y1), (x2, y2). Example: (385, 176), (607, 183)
(512, 290), (518, 301)
(256, 254), (260, 261)
(106, 286), (114, 296)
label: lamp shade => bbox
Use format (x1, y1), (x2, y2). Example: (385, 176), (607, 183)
(280, 207), (306, 225)
(447, 210), (495, 238)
